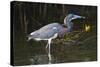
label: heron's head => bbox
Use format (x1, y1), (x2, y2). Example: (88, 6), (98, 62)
(67, 14), (85, 22)
(64, 13), (85, 24)
(64, 13), (85, 32)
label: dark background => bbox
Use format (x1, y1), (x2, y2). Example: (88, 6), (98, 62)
(11, 1), (97, 66)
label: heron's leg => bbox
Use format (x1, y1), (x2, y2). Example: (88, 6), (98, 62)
(48, 39), (52, 64)
(45, 43), (49, 49)
(45, 43), (48, 54)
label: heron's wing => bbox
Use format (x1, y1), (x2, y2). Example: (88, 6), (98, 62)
(29, 23), (61, 39)
(39, 23), (60, 31)
(35, 26), (58, 39)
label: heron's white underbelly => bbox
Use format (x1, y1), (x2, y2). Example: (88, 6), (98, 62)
(34, 33), (58, 41)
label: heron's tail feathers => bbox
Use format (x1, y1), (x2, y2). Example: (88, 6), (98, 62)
(26, 35), (32, 41)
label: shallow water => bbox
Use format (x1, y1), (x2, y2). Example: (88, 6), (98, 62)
(13, 30), (97, 66)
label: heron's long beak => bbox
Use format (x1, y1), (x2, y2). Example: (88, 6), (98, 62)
(73, 15), (85, 20)
(70, 15), (85, 23)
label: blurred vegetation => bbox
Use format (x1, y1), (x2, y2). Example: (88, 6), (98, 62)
(11, 1), (97, 66)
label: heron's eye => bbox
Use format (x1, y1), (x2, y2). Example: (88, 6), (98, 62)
(70, 15), (74, 20)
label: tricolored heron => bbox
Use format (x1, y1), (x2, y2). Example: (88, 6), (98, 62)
(27, 13), (85, 63)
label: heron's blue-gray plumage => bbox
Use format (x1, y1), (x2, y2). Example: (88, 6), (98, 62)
(28, 23), (60, 40)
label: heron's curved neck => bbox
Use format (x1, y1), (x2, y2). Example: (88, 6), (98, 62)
(64, 16), (73, 32)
